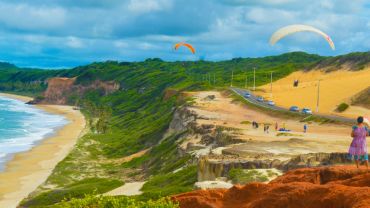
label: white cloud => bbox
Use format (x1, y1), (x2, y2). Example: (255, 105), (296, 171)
(138, 42), (156, 50)
(66, 36), (84, 48)
(128, 0), (172, 13)
(114, 40), (129, 48)
(246, 7), (297, 24)
(0, 2), (65, 31)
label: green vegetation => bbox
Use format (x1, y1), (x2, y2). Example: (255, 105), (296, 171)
(52, 195), (178, 208)
(240, 120), (251, 125)
(351, 87), (370, 109)
(21, 178), (123, 207)
(140, 166), (197, 200)
(336, 103), (349, 112)
(228, 169), (269, 184)
(276, 132), (303, 137)
(0, 52), (331, 207)
(311, 51), (370, 71)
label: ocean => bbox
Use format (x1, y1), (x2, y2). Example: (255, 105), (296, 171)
(0, 95), (68, 171)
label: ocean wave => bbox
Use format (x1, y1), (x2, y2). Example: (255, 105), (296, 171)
(0, 95), (68, 170)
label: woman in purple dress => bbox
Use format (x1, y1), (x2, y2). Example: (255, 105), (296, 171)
(348, 116), (369, 169)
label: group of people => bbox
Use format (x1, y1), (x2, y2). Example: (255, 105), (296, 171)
(251, 121), (308, 133)
(251, 121), (270, 133)
(250, 115), (369, 169)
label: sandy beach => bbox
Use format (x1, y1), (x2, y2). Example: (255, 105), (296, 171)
(0, 93), (86, 208)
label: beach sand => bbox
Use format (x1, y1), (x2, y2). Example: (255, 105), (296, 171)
(0, 93), (86, 208)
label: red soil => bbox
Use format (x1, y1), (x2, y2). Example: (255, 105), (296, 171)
(172, 166), (370, 208)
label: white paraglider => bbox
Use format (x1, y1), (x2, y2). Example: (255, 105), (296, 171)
(270, 24), (335, 50)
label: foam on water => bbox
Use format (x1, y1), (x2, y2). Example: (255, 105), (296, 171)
(0, 96), (68, 171)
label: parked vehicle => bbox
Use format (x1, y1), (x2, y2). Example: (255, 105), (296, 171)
(302, 108), (313, 115)
(289, 106), (300, 112)
(244, 93), (251, 98)
(267, 100), (275, 106)
(257, 96), (264, 102)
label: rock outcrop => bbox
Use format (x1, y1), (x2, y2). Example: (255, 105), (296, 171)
(38, 77), (119, 105)
(197, 152), (358, 181)
(173, 165), (370, 208)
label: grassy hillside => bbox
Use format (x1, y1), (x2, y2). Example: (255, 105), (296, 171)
(0, 52), (357, 207)
(308, 51), (370, 71)
(351, 87), (370, 109)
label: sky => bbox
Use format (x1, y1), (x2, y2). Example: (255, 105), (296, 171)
(0, 0), (369, 68)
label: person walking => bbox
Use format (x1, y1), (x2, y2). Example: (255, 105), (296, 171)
(275, 122), (278, 131)
(348, 116), (369, 169)
(304, 124), (308, 133)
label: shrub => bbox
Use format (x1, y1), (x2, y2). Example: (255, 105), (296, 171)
(52, 195), (179, 208)
(228, 169), (269, 184)
(21, 178), (123, 207)
(336, 103), (349, 112)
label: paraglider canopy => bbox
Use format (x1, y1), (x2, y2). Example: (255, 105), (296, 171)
(174, 42), (196, 54)
(270, 24), (335, 50)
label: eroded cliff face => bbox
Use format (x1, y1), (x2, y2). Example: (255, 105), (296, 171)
(38, 77), (119, 105)
(173, 165), (370, 208)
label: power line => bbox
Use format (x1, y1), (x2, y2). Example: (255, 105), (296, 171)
(230, 70), (234, 87)
(270, 71), (273, 100)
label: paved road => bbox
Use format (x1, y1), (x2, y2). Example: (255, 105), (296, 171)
(231, 88), (355, 124)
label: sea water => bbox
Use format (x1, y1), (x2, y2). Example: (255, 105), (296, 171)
(0, 95), (68, 171)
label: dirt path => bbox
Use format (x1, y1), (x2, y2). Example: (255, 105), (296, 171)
(104, 182), (146, 196)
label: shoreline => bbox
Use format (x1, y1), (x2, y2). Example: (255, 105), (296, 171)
(0, 93), (86, 208)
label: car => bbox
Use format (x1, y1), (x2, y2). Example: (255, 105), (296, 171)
(302, 108), (313, 115)
(267, 100), (275, 106)
(289, 106), (300, 112)
(244, 93), (251, 98)
(256, 96), (264, 102)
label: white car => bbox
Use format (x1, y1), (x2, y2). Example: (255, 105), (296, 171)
(302, 108), (313, 115)
(256, 96), (264, 102)
(267, 100), (275, 106)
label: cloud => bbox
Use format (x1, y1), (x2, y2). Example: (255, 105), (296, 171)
(128, 0), (172, 13)
(0, 0), (368, 68)
(66, 36), (84, 48)
(0, 2), (65, 32)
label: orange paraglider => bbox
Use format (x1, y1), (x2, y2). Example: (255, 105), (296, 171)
(173, 42), (196, 54)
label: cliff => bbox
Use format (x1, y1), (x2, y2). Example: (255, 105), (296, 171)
(173, 165), (370, 208)
(38, 77), (119, 105)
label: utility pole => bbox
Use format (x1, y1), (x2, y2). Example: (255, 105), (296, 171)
(253, 67), (256, 91)
(213, 73), (216, 85)
(316, 79), (321, 113)
(230, 70), (234, 87)
(270, 71), (273, 99)
(244, 73), (248, 89)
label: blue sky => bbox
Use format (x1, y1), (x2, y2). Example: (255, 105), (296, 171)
(0, 0), (369, 68)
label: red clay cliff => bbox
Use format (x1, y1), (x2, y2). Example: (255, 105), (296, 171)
(173, 166), (370, 208)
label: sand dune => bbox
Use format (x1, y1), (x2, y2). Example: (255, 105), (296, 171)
(256, 68), (370, 118)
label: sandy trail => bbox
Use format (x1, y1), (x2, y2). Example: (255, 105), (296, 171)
(0, 93), (86, 208)
(188, 91), (367, 155)
(255, 69), (370, 118)
(104, 182), (146, 196)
